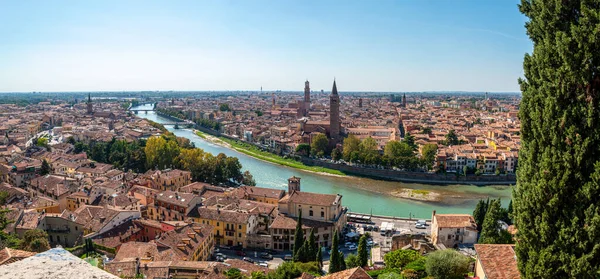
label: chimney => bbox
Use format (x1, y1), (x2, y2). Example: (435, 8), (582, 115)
(432, 210), (436, 221)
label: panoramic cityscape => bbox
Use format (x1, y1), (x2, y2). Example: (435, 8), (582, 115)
(0, 1), (598, 279)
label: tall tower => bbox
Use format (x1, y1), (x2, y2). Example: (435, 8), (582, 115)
(358, 98), (363, 108)
(87, 93), (93, 115)
(329, 80), (340, 140)
(272, 93), (276, 108)
(402, 93), (407, 108)
(288, 176), (301, 193)
(303, 80), (310, 116)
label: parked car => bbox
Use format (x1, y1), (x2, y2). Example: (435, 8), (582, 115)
(260, 252), (273, 260)
(258, 262), (268, 268)
(416, 220), (427, 226)
(366, 239), (375, 246)
(283, 255), (293, 261)
(373, 226), (379, 232)
(215, 256), (225, 262)
(366, 225), (374, 231)
(243, 257), (254, 263)
(215, 253), (227, 259)
(416, 223), (426, 229)
(348, 245), (357, 251)
(236, 251), (246, 256)
(344, 242), (353, 247)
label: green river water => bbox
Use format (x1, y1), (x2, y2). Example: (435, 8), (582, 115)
(133, 105), (513, 218)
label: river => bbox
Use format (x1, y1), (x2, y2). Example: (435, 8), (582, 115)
(132, 104), (513, 218)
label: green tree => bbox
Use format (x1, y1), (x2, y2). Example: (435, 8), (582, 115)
(479, 199), (509, 244)
(357, 235), (368, 267)
(328, 230), (340, 273)
(316, 245), (323, 268)
(421, 127), (432, 134)
(444, 130), (459, 146)
(306, 228), (316, 261)
(378, 272), (404, 279)
(219, 103), (231, 111)
(292, 210), (304, 262)
(421, 143), (438, 170)
(384, 140), (413, 160)
(384, 249), (420, 269)
(345, 253), (360, 268)
(225, 268), (244, 279)
(36, 137), (48, 148)
(40, 159), (51, 175)
(331, 148), (342, 161)
(310, 134), (329, 157)
(342, 135), (360, 161)
(359, 137), (379, 163)
(472, 199), (488, 232)
(0, 191), (9, 206)
(425, 249), (469, 279)
(242, 170), (256, 186)
(403, 132), (417, 151)
(295, 143), (310, 157)
(338, 251), (346, 271)
(21, 229), (50, 253)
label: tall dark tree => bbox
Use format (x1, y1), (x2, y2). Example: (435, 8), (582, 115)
(357, 235), (368, 267)
(328, 230), (340, 274)
(444, 130), (459, 146)
(40, 159), (51, 175)
(472, 199), (488, 232)
(338, 251), (346, 271)
(306, 228), (316, 261)
(292, 210), (304, 262)
(403, 132), (417, 151)
(316, 245), (323, 268)
(514, 0), (600, 277)
(479, 199), (503, 244)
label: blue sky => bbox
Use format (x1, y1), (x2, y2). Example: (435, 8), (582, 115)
(0, 0), (531, 92)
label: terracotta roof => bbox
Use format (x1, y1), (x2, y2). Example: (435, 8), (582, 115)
(434, 214), (477, 230)
(236, 186), (285, 200)
(195, 207), (250, 224)
(318, 267), (372, 279)
(283, 191), (341, 207)
(155, 223), (214, 261)
(270, 214), (332, 230)
(0, 248), (36, 265)
(155, 190), (198, 208)
(474, 244), (520, 279)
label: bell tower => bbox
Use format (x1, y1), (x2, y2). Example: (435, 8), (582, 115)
(87, 93), (93, 115)
(303, 80), (310, 116)
(288, 176), (301, 193)
(329, 80), (340, 140)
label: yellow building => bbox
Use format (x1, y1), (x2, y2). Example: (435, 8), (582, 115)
(190, 207), (259, 248)
(66, 191), (91, 211)
(151, 169), (192, 191)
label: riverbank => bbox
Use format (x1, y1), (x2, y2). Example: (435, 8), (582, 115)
(194, 130), (346, 176)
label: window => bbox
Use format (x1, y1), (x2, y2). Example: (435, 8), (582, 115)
(217, 222), (220, 226)
(448, 235), (452, 240)
(321, 211), (324, 218)
(239, 225), (242, 230)
(238, 233), (241, 238)
(309, 210), (313, 217)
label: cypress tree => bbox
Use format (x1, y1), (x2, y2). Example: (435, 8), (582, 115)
(515, 0), (600, 277)
(328, 230), (340, 273)
(357, 235), (368, 267)
(472, 199), (487, 232)
(292, 210), (304, 261)
(479, 199), (503, 244)
(316, 245), (323, 268)
(338, 251), (346, 271)
(307, 228), (316, 260)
